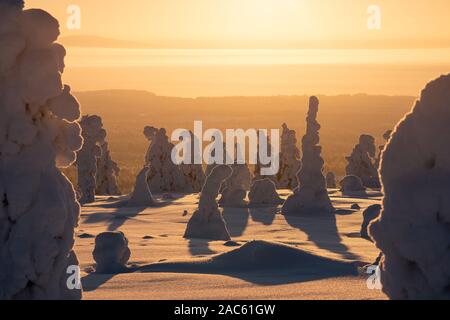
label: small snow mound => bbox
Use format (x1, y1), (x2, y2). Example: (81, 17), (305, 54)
(93, 231), (131, 274)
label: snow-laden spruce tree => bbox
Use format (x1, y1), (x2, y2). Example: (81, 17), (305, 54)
(340, 175), (366, 195)
(184, 165), (232, 240)
(179, 131), (205, 193)
(253, 131), (277, 183)
(346, 134), (380, 188)
(143, 126), (187, 193)
(276, 123), (301, 189)
(219, 165), (251, 207)
(248, 179), (283, 207)
(370, 74), (450, 300)
(76, 115), (106, 204)
(282, 97), (334, 215)
(96, 141), (121, 196)
(326, 172), (337, 188)
(0, 1), (83, 299)
(127, 166), (156, 207)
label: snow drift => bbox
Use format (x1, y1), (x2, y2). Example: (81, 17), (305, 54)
(141, 240), (358, 280)
(0, 1), (82, 299)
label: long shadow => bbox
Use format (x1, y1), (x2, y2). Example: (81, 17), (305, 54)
(81, 273), (116, 292)
(340, 190), (383, 199)
(249, 207), (278, 226)
(188, 239), (216, 256)
(82, 196), (184, 231)
(283, 212), (361, 261)
(222, 208), (250, 237)
(83, 206), (149, 231)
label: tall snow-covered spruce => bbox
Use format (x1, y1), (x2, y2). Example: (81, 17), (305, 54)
(76, 115), (106, 204)
(282, 97), (334, 215)
(277, 123), (301, 189)
(346, 134), (380, 188)
(96, 141), (121, 196)
(370, 74), (450, 300)
(0, 1), (83, 299)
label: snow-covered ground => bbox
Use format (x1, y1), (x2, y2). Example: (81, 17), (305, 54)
(76, 190), (386, 300)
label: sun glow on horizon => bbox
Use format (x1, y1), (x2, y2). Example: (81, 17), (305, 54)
(25, 0), (450, 49)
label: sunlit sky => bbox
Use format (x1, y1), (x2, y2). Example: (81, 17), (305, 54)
(26, 0), (450, 48)
(23, 0), (450, 96)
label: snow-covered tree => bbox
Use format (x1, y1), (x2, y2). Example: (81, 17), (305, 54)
(0, 1), (83, 299)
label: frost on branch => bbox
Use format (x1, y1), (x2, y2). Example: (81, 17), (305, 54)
(96, 141), (121, 196)
(76, 115), (106, 204)
(370, 74), (450, 300)
(0, 2), (82, 299)
(184, 165), (232, 240)
(282, 97), (334, 215)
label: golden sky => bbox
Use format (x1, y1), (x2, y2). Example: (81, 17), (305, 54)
(26, 0), (450, 48)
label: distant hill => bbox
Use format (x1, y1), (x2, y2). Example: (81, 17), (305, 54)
(60, 35), (153, 48)
(60, 35), (450, 49)
(73, 90), (416, 192)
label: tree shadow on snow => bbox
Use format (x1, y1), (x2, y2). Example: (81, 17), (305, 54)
(188, 239), (217, 256)
(222, 208), (250, 237)
(249, 207), (279, 226)
(81, 197), (181, 231)
(81, 273), (117, 292)
(82, 206), (147, 231)
(283, 212), (361, 261)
